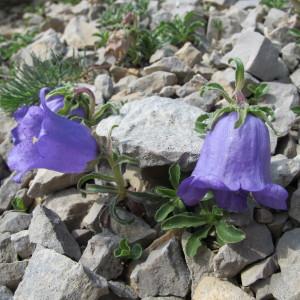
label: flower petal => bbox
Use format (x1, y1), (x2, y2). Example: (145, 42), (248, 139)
(252, 184), (288, 210)
(214, 190), (248, 212)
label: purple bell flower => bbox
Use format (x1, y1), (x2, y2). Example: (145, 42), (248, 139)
(178, 112), (288, 212)
(8, 88), (98, 182)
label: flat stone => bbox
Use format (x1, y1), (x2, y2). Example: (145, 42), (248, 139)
(183, 91), (219, 112)
(222, 31), (288, 81)
(281, 43), (300, 71)
(130, 238), (190, 298)
(175, 42), (202, 68)
(0, 174), (21, 213)
(29, 205), (81, 260)
(80, 232), (123, 280)
(14, 248), (108, 300)
(94, 74), (114, 101)
(128, 71), (177, 96)
(150, 45), (178, 64)
(176, 74), (207, 98)
(262, 82), (299, 136)
(81, 201), (107, 232)
(96, 97), (204, 171)
(143, 56), (193, 83)
(108, 280), (139, 299)
(181, 232), (214, 295)
(270, 154), (300, 187)
(113, 75), (138, 94)
(194, 276), (254, 300)
(0, 211), (31, 234)
(264, 8), (287, 32)
(27, 169), (82, 198)
(63, 16), (98, 49)
(15, 29), (65, 66)
(241, 256), (278, 286)
(44, 188), (97, 231)
(0, 286), (13, 300)
(0, 233), (17, 263)
(213, 222), (274, 278)
(0, 260), (28, 290)
(11, 230), (34, 259)
(110, 208), (156, 246)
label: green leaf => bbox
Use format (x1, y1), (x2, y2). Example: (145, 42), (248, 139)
(77, 173), (116, 191)
(155, 202), (176, 222)
(161, 213), (207, 230)
(195, 114), (210, 135)
(234, 107), (248, 128)
(130, 243), (143, 260)
(155, 187), (177, 198)
(116, 154), (139, 166)
(200, 82), (233, 104)
(228, 57), (245, 91)
(215, 220), (246, 244)
(185, 225), (212, 257)
(11, 197), (27, 212)
(169, 163), (181, 189)
(109, 196), (134, 225)
(289, 28), (300, 38)
(292, 106), (300, 115)
(82, 184), (118, 195)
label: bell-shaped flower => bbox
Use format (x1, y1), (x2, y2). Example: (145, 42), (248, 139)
(8, 88), (98, 182)
(178, 112), (288, 212)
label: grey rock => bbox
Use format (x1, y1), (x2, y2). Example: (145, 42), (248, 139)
(80, 232), (123, 280)
(110, 208), (156, 246)
(241, 256), (278, 286)
(143, 56), (193, 83)
(0, 260), (28, 290)
(29, 205), (81, 260)
(96, 97), (204, 170)
(267, 212), (288, 239)
(143, 297), (183, 300)
(44, 188), (97, 231)
(0, 211), (31, 234)
(254, 208), (273, 224)
(0, 233), (17, 263)
(150, 45), (178, 64)
(268, 25), (295, 48)
(213, 222), (274, 278)
(0, 174), (21, 213)
(72, 229), (93, 247)
(234, 0), (259, 9)
(161, 0), (199, 17)
(109, 281), (139, 299)
(205, 0), (238, 7)
(222, 31), (289, 81)
(264, 8), (287, 32)
(15, 29), (65, 66)
(81, 201), (107, 232)
(0, 286), (13, 300)
(270, 154), (300, 187)
(14, 248), (108, 300)
(183, 91), (219, 112)
(241, 6), (264, 30)
(289, 188), (300, 222)
(176, 74), (207, 98)
(281, 43), (300, 71)
(175, 42), (202, 68)
(181, 232), (214, 295)
(11, 230), (34, 259)
(192, 276), (254, 300)
(128, 71), (177, 96)
(113, 75), (138, 94)
(159, 86), (179, 98)
(130, 238), (190, 298)
(277, 133), (298, 159)
(71, 0), (90, 15)
(290, 68), (300, 90)
(14, 189), (33, 210)
(27, 169), (82, 198)
(63, 16), (98, 49)
(95, 74), (114, 101)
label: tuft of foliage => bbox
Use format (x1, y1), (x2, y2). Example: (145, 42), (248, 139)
(11, 197), (27, 212)
(155, 12), (204, 47)
(0, 31), (36, 62)
(260, 0), (287, 9)
(114, 239), (143, 261)
(247, 83), (269, 104)
(0, 53), (86, 113)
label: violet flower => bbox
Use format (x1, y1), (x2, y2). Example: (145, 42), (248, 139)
(8, 88), (98, 182)
(178, 112), (288, 212)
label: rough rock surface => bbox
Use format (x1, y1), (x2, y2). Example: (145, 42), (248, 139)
(96, 97), (204, 170)
(0, 212), (31, 234)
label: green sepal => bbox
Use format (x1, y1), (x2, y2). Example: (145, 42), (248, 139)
(228, 57), (245, 91)
(185, 225), (212, 257)
(169, 163), (181, 189)
(215, 220), (246, 244)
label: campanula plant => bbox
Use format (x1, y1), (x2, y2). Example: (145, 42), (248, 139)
(182, 58), (288, 212)
(8, 87), (99, 182)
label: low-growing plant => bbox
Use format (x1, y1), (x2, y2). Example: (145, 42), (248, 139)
(11, 197), (27, 212)
(155, 11), (204, 47)
(0, 53), (87, 113)
(0, 31), (36, 62)
(114, 239), (143, 260)
(260, 0), (287, 9)
(247, 83), (269, 104)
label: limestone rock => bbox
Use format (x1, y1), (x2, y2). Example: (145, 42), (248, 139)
(0, 212), (31, 234)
